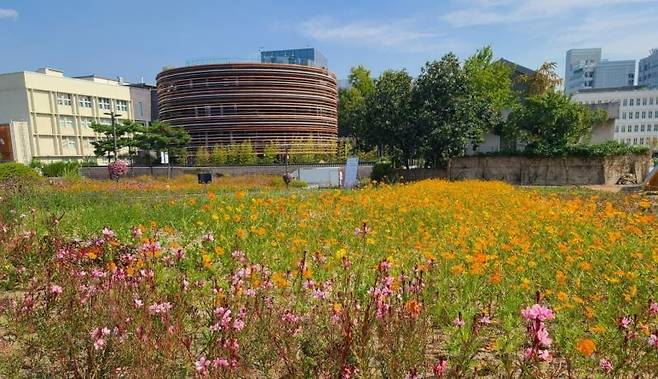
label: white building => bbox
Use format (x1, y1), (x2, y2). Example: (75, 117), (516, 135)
(565, 48), (635, 95)
(572, 87), (658, 149)
(0, 68), (146, 164)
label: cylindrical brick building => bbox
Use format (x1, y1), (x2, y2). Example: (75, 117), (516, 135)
(156, 63), (338, 154)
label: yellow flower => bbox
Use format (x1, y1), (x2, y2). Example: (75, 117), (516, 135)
(202, 254), (213, 269)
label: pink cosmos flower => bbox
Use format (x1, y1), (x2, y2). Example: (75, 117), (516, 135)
(521, 304), (555, 322)
(599, 358), (613, 373)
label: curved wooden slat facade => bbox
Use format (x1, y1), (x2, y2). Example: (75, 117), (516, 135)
(156, 63), (338, 154)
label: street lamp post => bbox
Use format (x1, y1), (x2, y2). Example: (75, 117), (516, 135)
(104, 111), (122, 161)
(282, 143), (292, 188)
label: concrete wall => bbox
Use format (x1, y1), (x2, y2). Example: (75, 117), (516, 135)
(396, 154), (651, 185)
(81, 164), (374, 182)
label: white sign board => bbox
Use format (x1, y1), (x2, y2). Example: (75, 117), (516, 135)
(160, 151), (169, 164)
(344, 156), (359, 188)
(297, 167), (341, 187)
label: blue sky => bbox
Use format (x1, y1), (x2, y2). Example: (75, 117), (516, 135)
(1, 0), (657, 83)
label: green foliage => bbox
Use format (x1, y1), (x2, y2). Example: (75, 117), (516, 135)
(565, 141), (650, 157)
(508, 91), (604, 155)
(0, 162), (39, 182)
(211, 145), (227, 165)
(40, 161), (80, 178)
(370, 160), (397, 183)
(365, 70), (417, 168)
(517, 62), (563, 97)
(226, 145), (241, 165)
(339, 66), (375, 141)
(194, 147), (210, 166)
(237, 141), (257, 165)
(414, 53), (496, 165)
(136, 121), (191, 166)
(262, 142), (279, 164)
(464, 46), (515, 112)
(90, 120), (145, 160)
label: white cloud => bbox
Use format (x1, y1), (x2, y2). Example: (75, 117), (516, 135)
(442, 0), (654, 27)
(299, 16), (460, 53)
(0, 8), (18, 19)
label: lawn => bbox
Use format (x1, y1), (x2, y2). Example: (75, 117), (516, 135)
(0, 176), (656, 377)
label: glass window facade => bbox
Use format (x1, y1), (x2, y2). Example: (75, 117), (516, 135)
(260, 48), (328, 68)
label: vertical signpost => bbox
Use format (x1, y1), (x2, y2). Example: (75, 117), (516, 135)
(344, 156), (359, 188)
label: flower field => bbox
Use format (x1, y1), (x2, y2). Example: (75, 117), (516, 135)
(0, 179), (657, 377)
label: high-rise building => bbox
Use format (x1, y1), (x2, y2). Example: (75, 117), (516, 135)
(639, 49), (658, 88)
(565, 48), (635, 95)
(260, 48), (328, 69)
(0, 68), (143, 163)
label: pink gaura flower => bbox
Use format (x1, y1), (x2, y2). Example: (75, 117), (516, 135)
(479, 316), (492, 325)
(648, 333), (658, 348)
(195, 356), (210, 375)
(453, 314), (465, 328)
(102, 227), (115, 239)
(649, 302), (658, 317)
(148, 301), (173, 315)
(212, 357), (229, 368)
(49, 284), (63, 296)
(202, 233), (214, 242)
(432, 358), (448, 377)
(521, 304), (555, 322)
(599, 358), (613, 373)
(620, 316), (632, 329)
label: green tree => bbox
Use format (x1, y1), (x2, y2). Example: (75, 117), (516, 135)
(413, 53), (493, 165)
(211, 145), (227, 165)
(237, 141), (257, 165)
(464, 46), (515, 113)
(195, 147), (210, 166)
(226, 144), (240, 164)
(366, 69), (417, 168)
(507, 91), (607, 155)
(135, 121), (191, 173)
(262, 142), (278, 164)
(518, 62), (563, 97)
(338, 66), (375, 146)
(90, 120), (144, 161)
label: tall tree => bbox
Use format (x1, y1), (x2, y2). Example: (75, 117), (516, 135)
(366, 69), (417, 168)
(338, 66), (375, 146)
(413, 53), (493, 165)
(464, 46), (515, 113)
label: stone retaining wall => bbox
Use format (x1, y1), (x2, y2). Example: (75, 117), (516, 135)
(396, 154), (651, 185)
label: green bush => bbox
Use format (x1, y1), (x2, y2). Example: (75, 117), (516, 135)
(370, 160), (397, 183)
(0, 162), (40, 182)
(565, 141), (650, 157)
(41, 161), (80, 178)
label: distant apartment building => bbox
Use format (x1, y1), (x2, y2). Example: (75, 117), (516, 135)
(260, 48), (328, 69)
(572, 87), (658, 148)
(0, 68), (150, 163)
(638, 49), (658, 88)
(565, 48), (635, 95)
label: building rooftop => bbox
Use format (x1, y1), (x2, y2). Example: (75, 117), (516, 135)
(576, 85), (650, 94)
